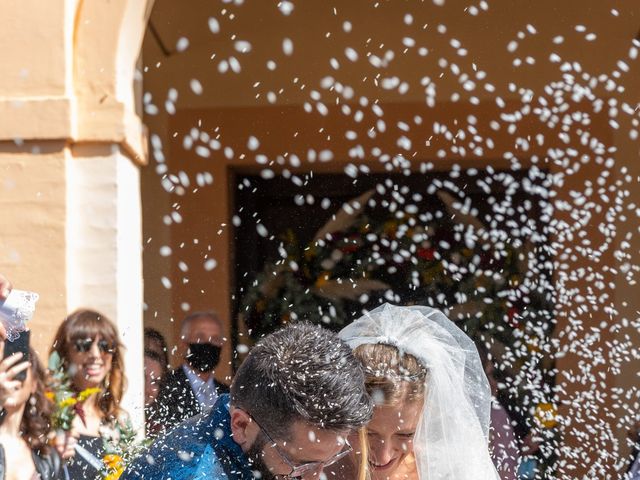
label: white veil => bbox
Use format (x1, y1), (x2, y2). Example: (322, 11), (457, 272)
(339, 303), (499, 480)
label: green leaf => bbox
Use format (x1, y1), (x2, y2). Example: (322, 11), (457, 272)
(48, 351), (62, 372)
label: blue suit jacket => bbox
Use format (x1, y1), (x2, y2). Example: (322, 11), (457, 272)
(122, 394), (255, 479)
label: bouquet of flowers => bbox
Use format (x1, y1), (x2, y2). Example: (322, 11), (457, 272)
(100, 419), (149, 480)
(46, 351), (101, 431)
(46, 352), (147, 479)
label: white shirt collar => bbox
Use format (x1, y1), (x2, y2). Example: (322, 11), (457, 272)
(182, 363), (216, 389)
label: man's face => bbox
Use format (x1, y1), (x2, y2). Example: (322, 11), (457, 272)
(182, 316), (223, 346)
(246, 420), (350, 480)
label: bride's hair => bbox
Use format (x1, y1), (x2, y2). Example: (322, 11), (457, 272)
(353, 343), (427, 480)
(353, 343), (427, 405)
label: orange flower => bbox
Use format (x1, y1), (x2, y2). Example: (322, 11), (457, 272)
(45, 391), (55, 402)
(314, 272), (331, 288)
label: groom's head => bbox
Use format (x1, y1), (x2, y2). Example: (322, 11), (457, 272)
(230, 322), (373, 479)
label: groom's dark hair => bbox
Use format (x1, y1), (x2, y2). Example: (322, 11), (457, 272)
(230, 322), (373, 439)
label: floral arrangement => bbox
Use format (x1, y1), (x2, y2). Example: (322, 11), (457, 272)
(241, 185), (559, 477)
(46, 351), (101, 431)
(100, 420), (149, 480)
(46, 352), (147, 479)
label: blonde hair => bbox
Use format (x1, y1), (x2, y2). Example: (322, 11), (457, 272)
(354, 343), (427, 405)
(354, 343), (427, 480)
(357, 427), (370, 480)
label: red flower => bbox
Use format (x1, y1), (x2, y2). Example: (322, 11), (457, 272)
(340, 244), (359, 254)
(417, 247), (435, 261)
(507, 307), (520, 327)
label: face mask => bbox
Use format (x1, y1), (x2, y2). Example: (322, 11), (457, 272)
(186, 343), (221, 372)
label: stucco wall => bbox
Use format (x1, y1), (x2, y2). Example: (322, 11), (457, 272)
(141, 0), (640, 475)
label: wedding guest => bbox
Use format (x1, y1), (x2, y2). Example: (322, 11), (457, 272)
(476, 342), (520, 479)
(122, 322), (373, 479)
(142, 328), (168, 421)
(0, 344), (63, 479)
(148, 311), (228, 428)
(144, 350), (165, 408)
(50, 309), (127, 478)
(627, 419), (640, 479)
(143, 328), (169, 370)
(143, 349), (165, 435)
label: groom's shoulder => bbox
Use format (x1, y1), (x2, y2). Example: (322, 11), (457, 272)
(122, 414), (223, 479)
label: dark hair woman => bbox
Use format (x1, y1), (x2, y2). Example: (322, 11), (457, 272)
(0, 344), (62, 479)
(50, 309), (127, 479)
(143, 328), (169, 371)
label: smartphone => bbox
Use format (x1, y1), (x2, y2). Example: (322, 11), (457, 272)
(3, 330), (30, 381)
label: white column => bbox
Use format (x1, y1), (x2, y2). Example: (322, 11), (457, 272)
(66, 144), (144, 427)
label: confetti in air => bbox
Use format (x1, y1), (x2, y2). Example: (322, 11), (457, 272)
(141, 2), (640, 479)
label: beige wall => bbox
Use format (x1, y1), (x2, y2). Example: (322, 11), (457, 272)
(0, 143), (68, 353)
(0, 0), (153, 426)
(142, 0), (640, 476)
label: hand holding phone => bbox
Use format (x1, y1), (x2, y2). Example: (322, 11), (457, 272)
(1, 330), (31, 382)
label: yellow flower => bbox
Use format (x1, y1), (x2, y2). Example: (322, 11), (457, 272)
(45, 391), (55, 402)
(534, 402), (558, 429)
(58, 397), (77, 408)
(104, 454), (125, 480)
(78, 387), (101, 402)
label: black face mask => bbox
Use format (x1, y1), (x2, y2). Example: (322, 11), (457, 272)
(186, 343), (221, 372)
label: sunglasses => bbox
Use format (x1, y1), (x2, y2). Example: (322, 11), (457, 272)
(241, 409), (352, 479)
(73, 338), (116, 355)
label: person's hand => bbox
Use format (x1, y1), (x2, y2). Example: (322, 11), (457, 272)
(0, 274), (11, 300)
(51, 429), (79, 460)
(0, 274), (13, 340)
(0, 348), (30, 408)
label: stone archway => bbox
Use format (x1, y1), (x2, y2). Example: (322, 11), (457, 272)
(0, 0), (154, 424)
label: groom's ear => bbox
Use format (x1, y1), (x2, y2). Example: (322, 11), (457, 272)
(230, 407), (252, 445)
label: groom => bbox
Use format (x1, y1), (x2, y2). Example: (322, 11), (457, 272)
(122, 321), (373, 479)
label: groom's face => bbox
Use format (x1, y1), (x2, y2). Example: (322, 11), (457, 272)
(243, 418), (350, 479)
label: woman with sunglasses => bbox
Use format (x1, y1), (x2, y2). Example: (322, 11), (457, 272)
(50, 309), (127, 479)
(0, 343), (63, 479)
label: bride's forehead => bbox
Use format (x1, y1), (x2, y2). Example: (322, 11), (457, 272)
(369, 401), (422, 428)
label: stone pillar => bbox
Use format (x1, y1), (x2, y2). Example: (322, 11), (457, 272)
(0, 0), (153, 427)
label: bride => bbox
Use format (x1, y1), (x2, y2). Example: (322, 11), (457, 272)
(335, 303), (499, 480)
